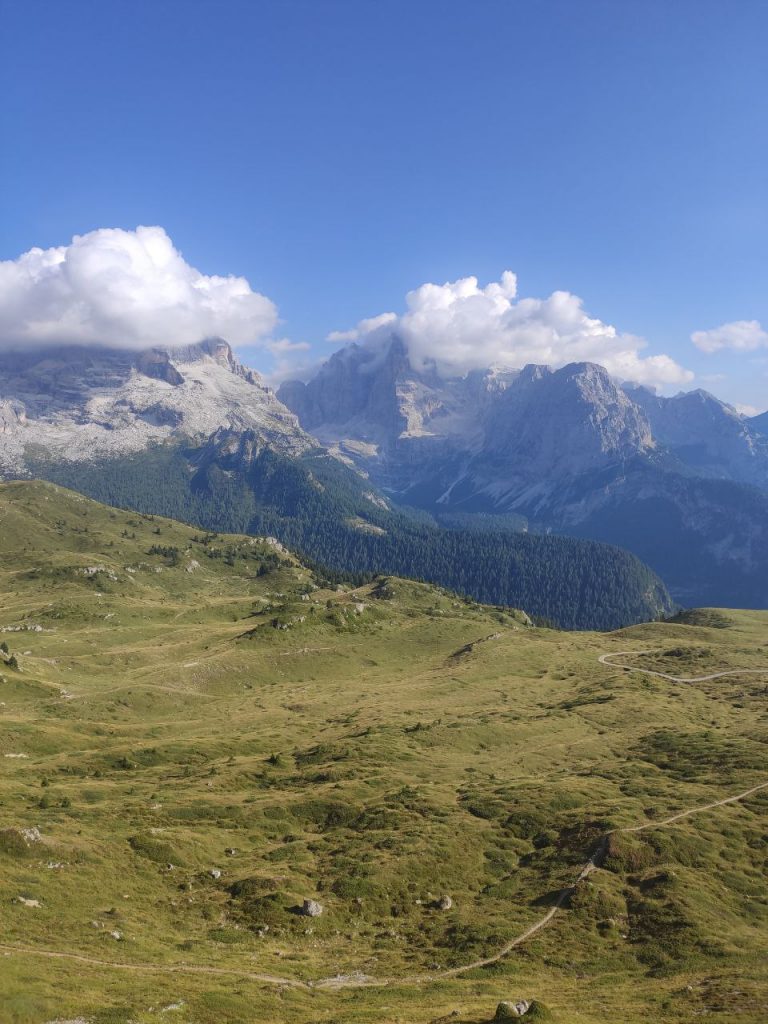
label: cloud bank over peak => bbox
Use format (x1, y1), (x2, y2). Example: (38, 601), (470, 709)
(327, 312), (398, 343)
(0, 226), (278, 352)
(326, 271), (693, 389)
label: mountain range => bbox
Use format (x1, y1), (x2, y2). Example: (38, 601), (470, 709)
(1, 333), (766, 618)
(0, 338), (674, 630)
(278, 337), (768, 608)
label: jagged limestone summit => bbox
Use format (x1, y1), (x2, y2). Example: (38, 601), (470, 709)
(279, 338), (768, 608)
(0, 338), (311, 474)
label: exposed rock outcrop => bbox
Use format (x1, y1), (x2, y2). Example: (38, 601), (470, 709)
(0, 339), (311, 475)
(301, 898), (324, 917)
(494, 1001), (529, 1019)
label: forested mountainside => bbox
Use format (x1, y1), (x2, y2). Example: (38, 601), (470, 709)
(31, 439), (673, 630)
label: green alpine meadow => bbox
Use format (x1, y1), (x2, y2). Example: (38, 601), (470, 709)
(1, 481), (766, 1024)
(4, 4), (768, 1021)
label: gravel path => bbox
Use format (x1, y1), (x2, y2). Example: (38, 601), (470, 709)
(2, 778), (766, 990)
(597, 650), (767, 683)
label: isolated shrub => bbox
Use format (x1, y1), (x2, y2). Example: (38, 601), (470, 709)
(232, 891), (290, 929)
(292, 798), (359, 830)
(524, 1003), (554, 1022)
(228, 876), (279, 899)
(603, 832), (656, 874)
(0, 828), (31, 858)
(128, 833), (182, 864)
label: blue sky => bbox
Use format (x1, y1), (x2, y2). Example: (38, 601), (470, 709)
(1, 0), (766, 409)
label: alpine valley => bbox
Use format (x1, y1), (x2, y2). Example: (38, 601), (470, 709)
(2, 333), (767, 623)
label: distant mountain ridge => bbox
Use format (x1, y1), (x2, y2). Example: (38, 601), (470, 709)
(279, 336), (768, 494)
(0, 338), (310, 476)
(278, 337), (768, 607)
(624, 384), (768, 490)
(751, 409), (768, 436)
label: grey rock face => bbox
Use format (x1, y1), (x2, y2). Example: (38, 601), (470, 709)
(281, 335), (768, 511)
(0, 338), (312, 476)
(134, 348), (184, 385)
(278, 337), (518, 456)
(280, 343), (656, 511)
(494, 1001), (530, 1019)
(301, 898), (324, 917)
(279, 337), (413, 436)
(477, 361), (654, 486)
(751, 409), (768, 436)
(625, 384), (768, 489)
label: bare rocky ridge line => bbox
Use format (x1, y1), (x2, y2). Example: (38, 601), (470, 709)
(279, 343), (768, 499)
(2, 678), (766, 991)
(0, 339), (312, 474)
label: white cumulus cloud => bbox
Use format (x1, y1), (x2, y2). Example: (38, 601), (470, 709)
(266, 338), (311, 354)
(691, 319), (768, 354)
(327, 312), (398, 343)
(734, 403), (763, 417)
(327, 271), (693, 388)
(0, 226), (278, 351)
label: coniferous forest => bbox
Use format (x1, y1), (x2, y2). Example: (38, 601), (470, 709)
(32, 441), (674, 630)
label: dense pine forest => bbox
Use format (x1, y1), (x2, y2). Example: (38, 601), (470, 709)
(30, 439), (673, 630)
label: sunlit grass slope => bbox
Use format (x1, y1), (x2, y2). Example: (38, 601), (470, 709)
(0, 481), (766, 1024)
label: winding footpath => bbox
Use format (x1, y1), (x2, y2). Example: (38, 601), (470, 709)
(597, 649), (767, 683)
(1, 651), (766, 991)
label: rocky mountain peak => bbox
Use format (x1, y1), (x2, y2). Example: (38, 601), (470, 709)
(161, 337), (237, 370)
(134, 348), (185, 385)
(511, 364), (550, 388)
(624, 381), (768, 487)
(278, 335), (416, 437)
(484, 360), (654, 464)
(0, 339), (312, 477)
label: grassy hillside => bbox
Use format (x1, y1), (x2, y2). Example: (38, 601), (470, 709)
(0, 481), (766, 1024)
(28, 441), (674, 629)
